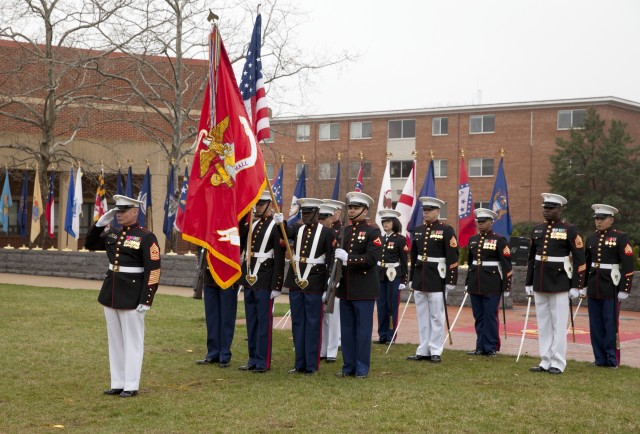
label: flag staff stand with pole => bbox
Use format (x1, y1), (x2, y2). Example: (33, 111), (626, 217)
(47, 162), (58, 251)
(167, 158), (178, 255)
(78, 162), (88, 252)
(183, 157), (196, 257)
(18, 163), (29, 250)
(32, 163), (43, 251)
(3, 162), (15, 249)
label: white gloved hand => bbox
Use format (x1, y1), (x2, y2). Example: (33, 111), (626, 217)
(136, 304), (150, 313)
(270, 290), (281, 300)
(445, 284), (456, 293)
(504, 291), (510, 298)
(569, 288), (580, 299)
(618, 292), (629, 301)
(96, 208), (117, 227)
(334, 248), (348, 262)
(273, 213), (284, 224)
(398, 283), (406, 290)
(465, 285), (469, 293)
(525, 286), (534, 296)
(579, 288), (587, 297)
(322, 291), (328, 303)
(407, 281), (413, 291)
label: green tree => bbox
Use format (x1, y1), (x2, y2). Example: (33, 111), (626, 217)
(548, 107), (640, 242)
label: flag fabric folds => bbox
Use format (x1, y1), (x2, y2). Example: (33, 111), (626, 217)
(45, 172), (55, 239)
(73, 167), (83, 240)
(0, 170), (13, 234)
(457, 158), (476, 248)
(125, 165), (133, 198)
(354, 162), (364, 192)
(489, 157), (512, 240)
(137, 166), (152, 229)
(181, 28), (267, 288)
(375, 159), (392, 228)
(287, 165), (306, 225)
(395, 160), (416, 244)
(174, 164), (189, 232)
(64, 168), (77, 239)
(17, 171), (28, 239)
(240, 14), (270, 142)
(331, 161), (340, 200)
(93, 169), (108, 223)
(113, 168), (124, 229)
(31, 170), (43, 243)
(271, 165), (283, 209)
(408, 160), (436, 234)
(163, 164), (176, 241)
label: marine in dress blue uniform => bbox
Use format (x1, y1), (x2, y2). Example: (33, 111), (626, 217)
(376, 209), (408, 344)
(85, 195), (161, 398)
(285, 198), (336, 375)
(465, 208), (513, 356)
(335, 192), (382, 379)
(407, 197), (459, 363)
(525, 193), (585, 374)
(584, 204), (634, 368)
(237, 189), (286, 373)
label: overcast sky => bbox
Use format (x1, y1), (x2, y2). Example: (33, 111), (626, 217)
(279, 0), (640, 116)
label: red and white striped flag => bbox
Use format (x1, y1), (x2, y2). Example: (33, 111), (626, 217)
(395, 160), (416, 247)
(240, 14), (270, 142)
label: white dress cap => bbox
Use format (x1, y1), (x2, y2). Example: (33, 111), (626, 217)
(113, 194), (144, 209)
(346, 192), (374, 208)
(541, 192), (567, 207)
(323, 199), (345, 210)
(296, 198), (324, 209)
(418, 196), (445, 209)
(319, 203), (338, 216)
(378, 209), (401, 220)
(258, 189), (272, 201)
(591, 203), (618, 217)
(474, 208), (498, 220)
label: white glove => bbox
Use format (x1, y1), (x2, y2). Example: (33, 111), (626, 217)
(273, 213), (284, 224)
(322, 291), (328, 303)
(334, 248), (348, 262)
(136, 304), (150, 313)
(408, 281), (413, 291)
(96, 209), (117, 227)
(569, 288), (580, 299)
(579, 288), (587, 297)
(465, 285), (469, 293)
(525, 286), (534, 296)
(398, 283), (406, 290)
(270, 290), (281, 300)
(504, 291), (510, 298)
(445, 284), (455, 294)
(618, 292), (629, 301)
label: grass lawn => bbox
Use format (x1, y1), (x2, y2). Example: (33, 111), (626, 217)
(0, 283), (638, 433)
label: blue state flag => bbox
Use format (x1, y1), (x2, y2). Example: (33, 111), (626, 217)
(0, 170), (13, 233)
(272, 165), (283, 209)
(137, 167), (152, 227)
(287, 165), (306, 224)
(113, 168), (124, 229)
(17, 171), (29, 239)
(125, 165), (133, 198)
(408, 160), (436, 234)
(489, 158), (512, 240)
(163, 164), (176, 240)
(331, 161), (340, 200)
(64, 168), (76, 239)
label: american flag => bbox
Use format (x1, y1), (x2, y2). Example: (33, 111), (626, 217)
(240, 14), (270, 142)
(458, 157), (476, 247)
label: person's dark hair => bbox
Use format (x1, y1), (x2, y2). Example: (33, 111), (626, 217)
(383, 217), (402, 234)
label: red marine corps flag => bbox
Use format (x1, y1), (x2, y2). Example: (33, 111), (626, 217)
(182, 25), (266, 288)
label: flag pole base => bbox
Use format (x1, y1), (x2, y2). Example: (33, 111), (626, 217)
(79, 247), (89, 252)
(184, 250), (195, 256)
(166, 250), (178, 256)
(31, 247), (43, 251)
(3, 244), (15, 249)
(61, 248), (72, 252)
(47, 246), (58, 251)
(18, 245), (29, 250)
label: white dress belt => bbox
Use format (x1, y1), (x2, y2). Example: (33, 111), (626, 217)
(534, 255), (567, 262)
(109, 264), (144, 273)
(591, 262), (619, 270)
(416, 255), (445, 263)
(377, 262), (400, 268)
(252, 252), (274, 259)
(472, 260), (500, 267)
(293, 255), (325, 264)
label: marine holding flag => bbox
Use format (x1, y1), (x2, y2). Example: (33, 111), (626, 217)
(181, 26), (266, 289)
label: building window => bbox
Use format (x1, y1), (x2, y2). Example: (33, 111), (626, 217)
(433, 159), (447, 178)
(474, 201), (491, 209)
(296, 163), (306, 180)
(318, 162), (339, 180)
(469, 114), (495, 134)
(390, 160), (413, 178)
(349, 161), (372, 179)
(468, 158), (494, 177)
(439, 203), (448, 220)
(388, 119), (416, 139)
(557, 109), (587, 130)
(350, 121), (372, 139)
(319, 123), (340, 141)
(265, 164), (274, 179)
(432, 117), (448, 136)
(296, 124), (310, 142)
(262, 128), (275, 143)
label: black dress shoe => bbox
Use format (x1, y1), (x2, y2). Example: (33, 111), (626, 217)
(466, 350), (483, 356)
(238, 365), (256, 371)
(253, 367), (267, 373)
(406, 354), (428, 361)
(588, 361), (602, 367)
(548, 367), (562, 375)
(430, 355), (441, 363)
(485, 351), (497, 357)
(335, 372), (355, 378)
(320, 356), (327, 360)
(120, 390), (138, 398)
(529, 366), (548, 372)
(288, 368), (304, 374)
(304, 370), (316, 376)
(219, 361), (230, 368)
(195, 357), (218, 365)
(374, 338), (387, 345)
(325, 357), (336, 363)
(103, 388), (124, 395)
(356, 374), (368, 379)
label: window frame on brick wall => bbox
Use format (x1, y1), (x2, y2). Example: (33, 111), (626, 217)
(469, 114), (495, 134)
(468, 157), (495, 177)
(296, 163), (306, 180)
(390, 160), (413, 179)
(318, 162), (339, 180)
(433, 159), (448, 178)
(474, 201), (491, 210)
(557, 109), (587, 130)
(432, 117), (448, 136)
(265, 163), (274, 179)
(388, 119), (416, 139)
(349, 161), (372, 179)
(319, 123), (340, 141)
(262, 128), (275, 143)
(296, 124), (310, 142)
(350, 121), (372, 139)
